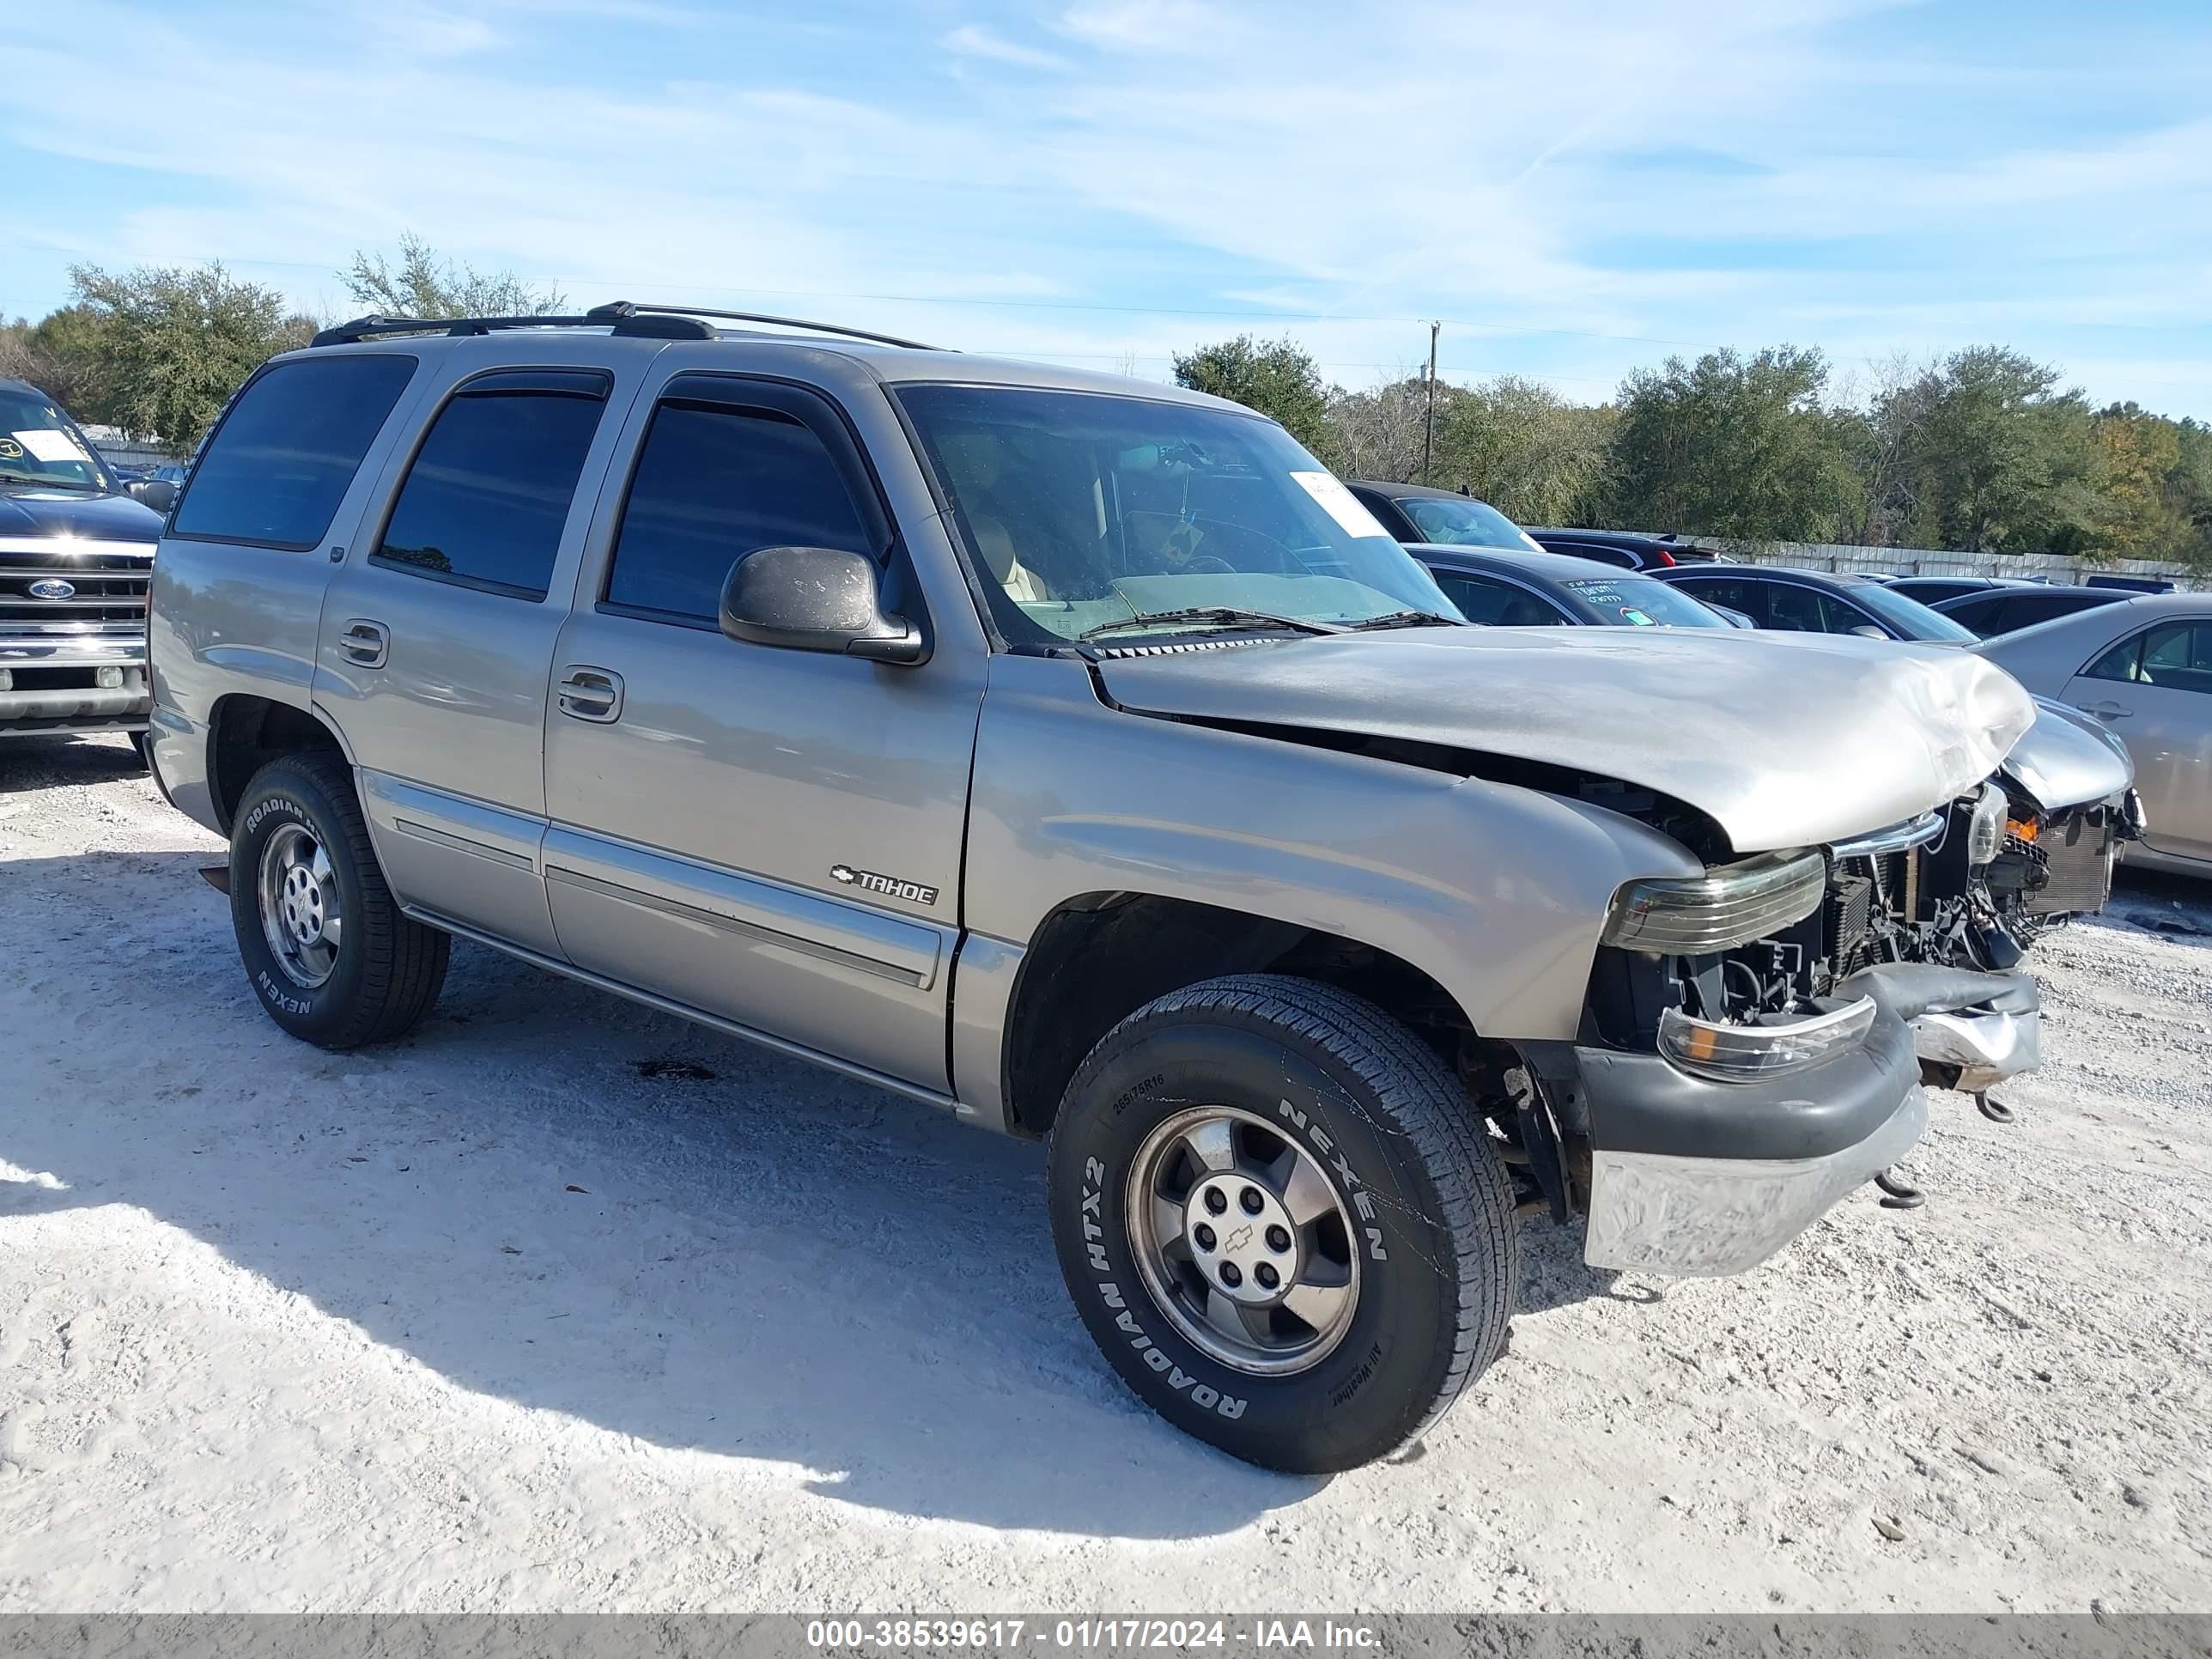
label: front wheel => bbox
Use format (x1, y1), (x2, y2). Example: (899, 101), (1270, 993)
(1048, 975), (1518, 1473)
(228, 751), (448, 1048)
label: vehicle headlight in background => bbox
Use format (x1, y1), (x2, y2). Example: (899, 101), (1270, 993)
(1602, 849), (1826, 954)
(1967, 782), (2006, 866)
(1658, 997), (1878, 1082)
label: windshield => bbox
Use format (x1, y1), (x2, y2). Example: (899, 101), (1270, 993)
(1845, 580), (1979, 643)
(1559, 574), (1731, 629)
(1401, 495), (1545, 552)
(896, 385), (1454, 643)
(0, 387), (114, 492)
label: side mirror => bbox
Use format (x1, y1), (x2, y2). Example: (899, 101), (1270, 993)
(127, 478), (178, 514)
(719, 544), (927, 665)
(1847, 624), (1888, 641)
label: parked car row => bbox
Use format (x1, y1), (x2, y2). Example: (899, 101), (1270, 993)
(1344, 491), (2198, 890)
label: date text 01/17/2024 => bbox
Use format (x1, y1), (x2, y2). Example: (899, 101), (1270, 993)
(802, 1618), (1382, 1651)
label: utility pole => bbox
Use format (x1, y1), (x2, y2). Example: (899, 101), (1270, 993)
(1422, 320), (1440, 486)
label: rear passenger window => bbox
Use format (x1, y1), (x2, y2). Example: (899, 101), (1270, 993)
(1765, 584), (1838, 633)
(606, 400), (874, 623)
(1435, 574), (1564, 627)
(1942, 594), (2005, 633)
(171, 355), (417, 549)
(370, 372), (610, 600)
(1675, 577), (1765, 624)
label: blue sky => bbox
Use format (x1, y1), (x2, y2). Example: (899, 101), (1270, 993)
(3, 0), (2208, 415)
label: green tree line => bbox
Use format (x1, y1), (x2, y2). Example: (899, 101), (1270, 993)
(1176, 336), (2212, 568)
(0, 238), (560, 452)
(5, 254), (2205, 569)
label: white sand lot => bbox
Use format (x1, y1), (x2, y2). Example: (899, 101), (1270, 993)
(3, 735), (2207, 1613)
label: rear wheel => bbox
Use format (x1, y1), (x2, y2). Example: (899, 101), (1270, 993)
(1048, 975), (1518, 1473)
(228, 752), (447, 1048)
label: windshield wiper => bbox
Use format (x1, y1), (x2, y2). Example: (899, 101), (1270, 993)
(1079, 606), (1346, 641)
(1345, 609), (1464, 631)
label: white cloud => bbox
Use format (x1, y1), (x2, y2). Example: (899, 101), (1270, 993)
(942, 24), (1068, 72)
(0, 0), (2204, 415)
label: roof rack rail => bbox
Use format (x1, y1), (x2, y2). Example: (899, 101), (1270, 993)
(309, 308), (718, 348)
(595, 301), (944, 351)
(309, 301), (943, 352)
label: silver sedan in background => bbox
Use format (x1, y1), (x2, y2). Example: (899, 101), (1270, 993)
(1978, 593), (2212, 878)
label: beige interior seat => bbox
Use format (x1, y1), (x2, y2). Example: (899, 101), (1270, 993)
(969, 514), (1051, 605)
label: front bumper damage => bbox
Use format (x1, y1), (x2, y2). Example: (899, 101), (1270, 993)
(1842, 960), (2043, 1093)
(1536, 963), (2039, 1277)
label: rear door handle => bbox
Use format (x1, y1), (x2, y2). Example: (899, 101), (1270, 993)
(2081, 701), (2133, 720)
(338, 618), (389, 668)
(556, 665), (624, 723)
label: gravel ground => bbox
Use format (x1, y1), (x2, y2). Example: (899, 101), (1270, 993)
(3, 734), (2207, 1613)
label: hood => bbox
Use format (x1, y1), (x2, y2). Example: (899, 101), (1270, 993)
(2002, 697), (2135, 813)
(1096, 627), (2036, 854)
(0, 485), (166, 545)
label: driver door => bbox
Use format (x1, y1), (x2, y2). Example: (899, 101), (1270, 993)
(540, 371), (985, 1091)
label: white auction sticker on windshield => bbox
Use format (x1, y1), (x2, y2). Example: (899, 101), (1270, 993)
(11, 429), (84, 464)
(1290, 471), (1393, 540)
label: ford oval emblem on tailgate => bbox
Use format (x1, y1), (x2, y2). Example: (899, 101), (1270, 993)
(28, 579), (76, 600)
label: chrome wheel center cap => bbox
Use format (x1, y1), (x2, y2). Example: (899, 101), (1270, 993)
(283, 866), (325, 943)
(1186, 1174), (1299, 1305)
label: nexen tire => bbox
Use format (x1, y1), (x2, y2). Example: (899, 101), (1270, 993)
(1047, 975), (1517, 1474)
(228, 751), (448, 1050)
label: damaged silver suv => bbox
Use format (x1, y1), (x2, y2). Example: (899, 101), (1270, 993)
(148, 306), (2112, 1472)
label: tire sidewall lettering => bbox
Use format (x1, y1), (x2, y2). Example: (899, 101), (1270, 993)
(1079, 1153), (1249, 1422)
(234, 781), (343, 1034)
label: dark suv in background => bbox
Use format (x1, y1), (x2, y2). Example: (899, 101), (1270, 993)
(0, 380), (168, 758)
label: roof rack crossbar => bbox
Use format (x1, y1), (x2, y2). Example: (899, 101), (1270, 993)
(310, 302), (940, 352)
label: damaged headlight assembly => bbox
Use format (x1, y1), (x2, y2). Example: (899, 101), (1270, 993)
(1601, 848), (1826, 954)
(1657, 997), (1879, 1081)
(1605, 848), (1881, 1082)
(1967, 781), (2007, 866)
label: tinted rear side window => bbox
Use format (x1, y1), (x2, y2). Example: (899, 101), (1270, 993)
(605, 401), (873, 623)
(1939, 593), (2007, 633)
(1433, 573), (1565, 626)
(1674, 576), (1768, 625)
(372, 375), (611, 600)
(172, 355), (417, 548)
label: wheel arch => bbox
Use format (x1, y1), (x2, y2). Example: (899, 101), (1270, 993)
(206, 692), (352, 836)
(997, 890), (1490, 1139)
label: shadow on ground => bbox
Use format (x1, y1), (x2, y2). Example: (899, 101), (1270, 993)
(2098, 865), (2212, 948)
(0, 732), (145, 794)
(0, 848), (1390, 1540)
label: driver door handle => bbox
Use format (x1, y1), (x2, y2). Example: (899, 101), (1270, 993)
(2081, 700), (2133, 720)
(556, 665), (624, 723)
